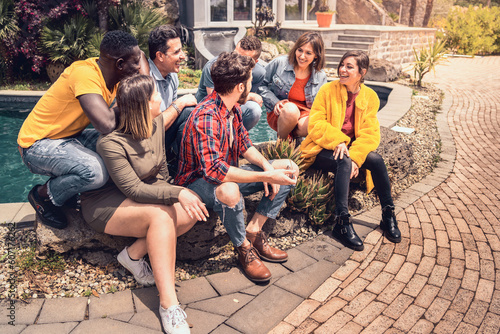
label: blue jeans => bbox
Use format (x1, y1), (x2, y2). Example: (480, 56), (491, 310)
(241, 101), (262, 131)
(20, 129), (108, 206)
(187, 163), (293, 247)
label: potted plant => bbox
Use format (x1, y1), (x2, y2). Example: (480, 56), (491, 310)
(315, 0), (335, 28)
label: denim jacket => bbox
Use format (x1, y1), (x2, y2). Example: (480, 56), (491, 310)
(258, 55), (327, 112)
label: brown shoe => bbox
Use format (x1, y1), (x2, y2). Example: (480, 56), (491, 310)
(236, 242), (272, 282)
(246, 230), (288, 263)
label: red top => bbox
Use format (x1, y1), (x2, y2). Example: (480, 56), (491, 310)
(288, 76), (310, 109)
(342, 91), (359, 140)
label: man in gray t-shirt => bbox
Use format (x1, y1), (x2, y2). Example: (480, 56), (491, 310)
(195, 36), (265, 131)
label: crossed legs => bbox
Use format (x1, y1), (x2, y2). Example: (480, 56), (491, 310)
(104, 200), (196, 308)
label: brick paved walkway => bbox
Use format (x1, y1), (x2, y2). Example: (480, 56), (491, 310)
(270, 57), (500, 333)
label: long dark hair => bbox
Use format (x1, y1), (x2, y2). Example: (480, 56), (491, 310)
(288, 31), (325, 72)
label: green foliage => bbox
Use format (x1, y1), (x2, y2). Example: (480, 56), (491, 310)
(261, 138), (304, 170)
(262, 37), (290, 54)
(388, 12), (399, 22)
(41, 15), (101, 65)
(108, 0), (167, 56)
(0, 0), (18, 41)
(412, 40), (447, 87)
(252, 6), (275, 38)
(17, 247), (66, 274)
(442, 5), (500, 55)
(178, 68), (202, 89)
(287, 172), (334, 226)
(317, 0), (335, 13)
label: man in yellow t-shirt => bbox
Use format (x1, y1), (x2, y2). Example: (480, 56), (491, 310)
(17, 30), (143, 229)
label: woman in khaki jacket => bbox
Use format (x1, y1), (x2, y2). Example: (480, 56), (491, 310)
(301, 51), (401, 251)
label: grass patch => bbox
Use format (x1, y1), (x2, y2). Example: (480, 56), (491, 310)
(0, 81), (52, 91)
(17, 247), (66, 274)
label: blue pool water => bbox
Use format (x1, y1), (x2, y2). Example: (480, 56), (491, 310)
(0, 102), (276, 203)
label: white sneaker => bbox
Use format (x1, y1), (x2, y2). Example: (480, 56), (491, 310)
(159, 304), (190, 334)
(117, 246), (155, 286)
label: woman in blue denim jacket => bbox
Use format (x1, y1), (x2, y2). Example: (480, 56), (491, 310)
(259, 32), (327, 139)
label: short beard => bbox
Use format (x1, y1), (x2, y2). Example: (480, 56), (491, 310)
(237, 84), (249, 104)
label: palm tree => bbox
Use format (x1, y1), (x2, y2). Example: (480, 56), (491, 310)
(0, 0), (19, 42)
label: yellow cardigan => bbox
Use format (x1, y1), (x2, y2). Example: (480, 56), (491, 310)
(300, 80), (381, 192)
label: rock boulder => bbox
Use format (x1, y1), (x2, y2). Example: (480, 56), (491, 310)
(365, 58), (401, 82)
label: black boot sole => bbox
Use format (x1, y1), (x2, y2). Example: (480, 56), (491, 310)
(332, 229), (365, 251)
(380, 221), (402, 243)
(28, 187), (68, 230)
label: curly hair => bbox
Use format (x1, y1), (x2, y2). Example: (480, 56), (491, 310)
(100, 30), (138, 59)
(237, 36), (262, 59)
(211, 52), (255, 96)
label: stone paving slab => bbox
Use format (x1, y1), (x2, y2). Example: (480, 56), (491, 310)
(20, 322), (78, 334)
(280, 248), (317, 272)
(0, 299), (44, 325)
(128, 310), (162, 332)
(185, 308), (227, 334)
(177, 276), (219, 304)
(275, 260), (339, 298)
(12, 203), (35, 224)
(211, 323), (242, 333)
(225, 285), (303, 334)
(295, 238), (341, 262)
(205, 268), (257, 296)
(72, 318), (161, 334)
(131, 286), (159, 313)
(188, 292), (254, 317)
(36, 296), (87, 324)
(88, 290), (134, 319)
(0, 203), (23, 224)
(0, 324), (27, 334)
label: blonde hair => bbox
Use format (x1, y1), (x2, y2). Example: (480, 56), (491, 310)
(116, 75), (155, 140)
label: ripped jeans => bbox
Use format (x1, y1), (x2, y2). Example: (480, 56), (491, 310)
(187, 163), (293, 247)
(20, 129), (108, 206)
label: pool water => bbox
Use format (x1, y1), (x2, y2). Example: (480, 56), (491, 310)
(0, 101), (48, 203)
(0, 102), (275, 204)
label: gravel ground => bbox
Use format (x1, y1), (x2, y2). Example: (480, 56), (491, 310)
(0, 77), (443, 301)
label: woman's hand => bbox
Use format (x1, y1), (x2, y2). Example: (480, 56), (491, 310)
(178, 189), (209, 222)
(350, 161), (359, 179)
(273, 99), (288, 116)
(333, 143), (350, 160)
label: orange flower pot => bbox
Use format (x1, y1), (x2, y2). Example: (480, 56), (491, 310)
(315, 12), (334, 28)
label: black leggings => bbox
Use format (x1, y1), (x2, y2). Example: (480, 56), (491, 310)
(311, 150), (394, 216)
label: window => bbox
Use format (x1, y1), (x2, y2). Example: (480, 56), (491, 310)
(211, 0), (227, 22)
(234, 0), (251, 21)
(285, 0), (302, 20)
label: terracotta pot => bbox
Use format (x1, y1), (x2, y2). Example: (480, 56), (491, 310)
(315, 12), (334, 28)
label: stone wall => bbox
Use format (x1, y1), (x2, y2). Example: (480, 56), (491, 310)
(368, 28), (436, 65)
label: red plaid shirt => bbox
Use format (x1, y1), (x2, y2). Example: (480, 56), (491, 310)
(175, 91), (253, 186)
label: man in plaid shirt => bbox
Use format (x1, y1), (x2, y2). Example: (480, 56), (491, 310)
(175, 52), (299, 282)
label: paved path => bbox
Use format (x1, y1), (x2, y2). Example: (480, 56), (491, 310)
(1, 56), (498, 334)
(270, 57), (500, 333)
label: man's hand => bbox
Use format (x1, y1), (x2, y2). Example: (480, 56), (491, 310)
(178, 188), (209, 221)
(176, 94), (197, 110)
(247, 92), (263, 107)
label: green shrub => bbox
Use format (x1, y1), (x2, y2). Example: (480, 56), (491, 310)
(412, 40), (447, 87)
(442, 5), (500, 55)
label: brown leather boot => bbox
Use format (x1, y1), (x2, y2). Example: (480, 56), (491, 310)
(246, 230), (288, 263)
(236, 242), (272, 282)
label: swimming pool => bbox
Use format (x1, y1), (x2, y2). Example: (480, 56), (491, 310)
(0, 101), (277, 204)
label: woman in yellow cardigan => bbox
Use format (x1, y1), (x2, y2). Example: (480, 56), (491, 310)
(300, 51), (400, 251)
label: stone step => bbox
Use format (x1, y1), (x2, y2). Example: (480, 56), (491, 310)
(343, 29), (381, 37)
(338, 34), (376, 43)
(326, 61), (339, 69)
(331, 41), (371, 50)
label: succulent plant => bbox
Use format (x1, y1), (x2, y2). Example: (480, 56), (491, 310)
(287, 176), (312, 212)
(308, 201), (331, 226)
(262, 138), (305, 171)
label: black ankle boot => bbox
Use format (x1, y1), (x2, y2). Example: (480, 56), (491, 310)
(380, 205), (401, 243)
(332, 214), (364, 251)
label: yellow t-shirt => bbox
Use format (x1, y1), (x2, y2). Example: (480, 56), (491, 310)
(17, 58), (117, 148)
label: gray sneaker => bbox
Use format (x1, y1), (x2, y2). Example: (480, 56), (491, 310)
(159, 304), (190, 334)
(117, 247), (155, 286)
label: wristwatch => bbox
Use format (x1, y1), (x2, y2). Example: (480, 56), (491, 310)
(171, 102), (181, 115)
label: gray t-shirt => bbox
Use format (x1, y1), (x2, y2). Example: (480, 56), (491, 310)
(195, 56), (266, 103)
(149, 58), (179, 112)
